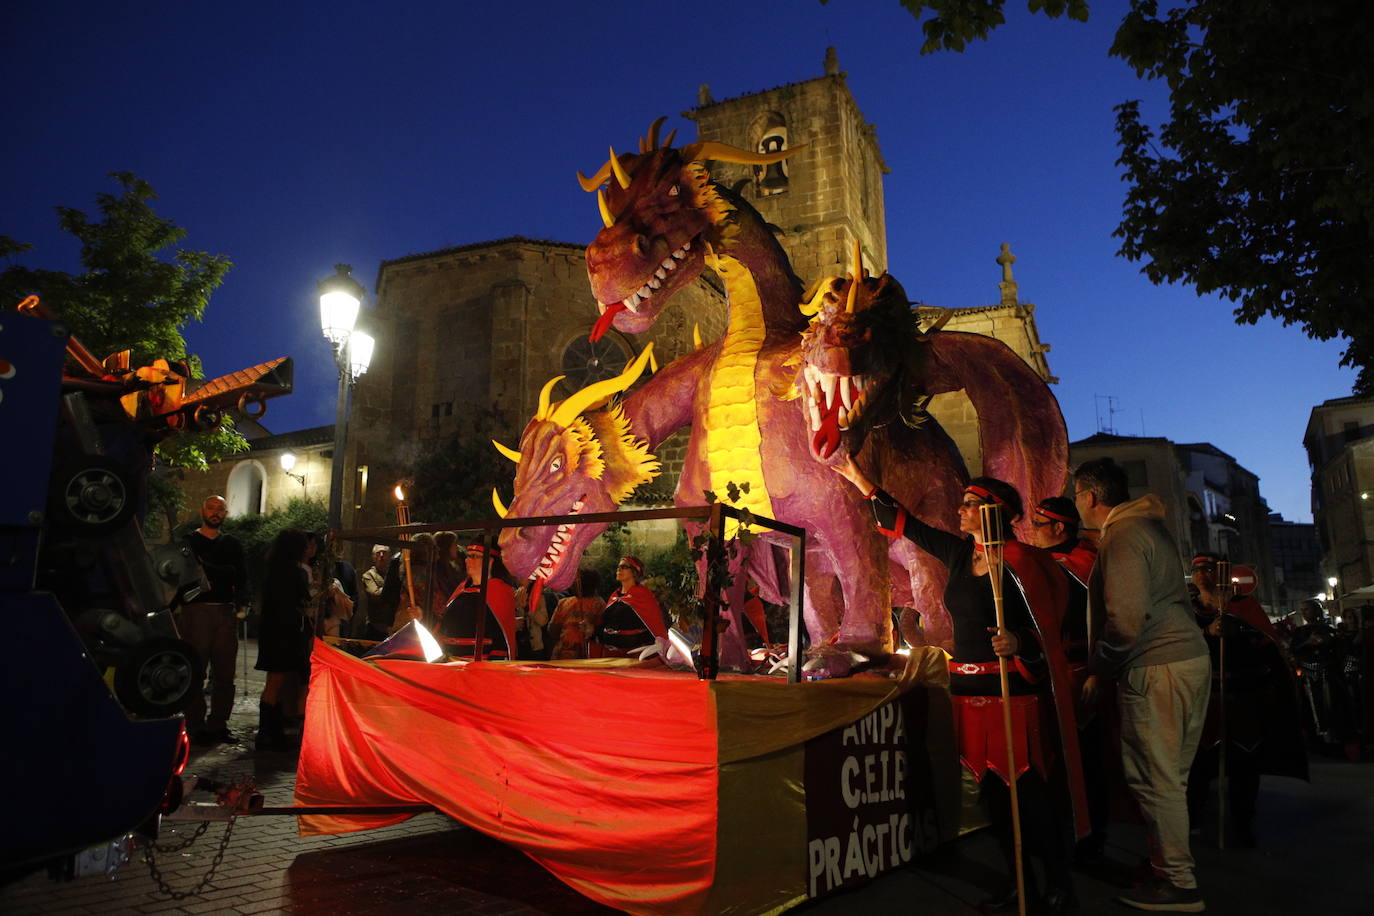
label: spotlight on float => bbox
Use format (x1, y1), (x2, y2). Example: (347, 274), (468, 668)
(363, 620), (445, 663)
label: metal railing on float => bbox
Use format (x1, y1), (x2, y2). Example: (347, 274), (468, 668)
(337, 503), (807, 683)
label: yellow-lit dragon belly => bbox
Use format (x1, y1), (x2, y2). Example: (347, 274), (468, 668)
(703, 253), (774, 528)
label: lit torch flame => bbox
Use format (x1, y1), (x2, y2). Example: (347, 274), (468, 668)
(394, 485), (406, 502)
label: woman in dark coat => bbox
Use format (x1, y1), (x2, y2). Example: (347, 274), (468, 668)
(833, 454), (1083, 915)
(255, 528), (312, 751)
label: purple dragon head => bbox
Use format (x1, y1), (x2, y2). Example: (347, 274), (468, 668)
(579, 118), (797, 340)
(495, 347), (660, 590)
(797, 246), (922, 463)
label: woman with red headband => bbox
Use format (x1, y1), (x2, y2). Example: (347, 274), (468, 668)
(593, 555), (668, 657)
(833, 454), (1083, 916)
(439, 543), (518, 659)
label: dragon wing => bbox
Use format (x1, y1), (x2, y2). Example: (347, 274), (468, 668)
(923, 331), (1068, 536)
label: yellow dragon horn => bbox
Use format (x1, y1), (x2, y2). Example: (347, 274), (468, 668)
(693, 323), (703, 350)
(597, 189), (615, 228)
(535, 375), (566, 420)
(678, 140), (800, 166)
(645, 116), (666, 150)
(846, 239), (863, 313)
(549, 343), (655, 429)
(492, 439), (522, 463)
(662, 128), (677, 149)
(492, 488), (510, 519)
(609, 146), (632, 190)
(577, 162), (612, 192)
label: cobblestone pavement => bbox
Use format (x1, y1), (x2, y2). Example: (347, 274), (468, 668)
(3, 639), (1369, 914)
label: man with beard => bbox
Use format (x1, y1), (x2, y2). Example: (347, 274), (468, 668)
(181, 495), (248, 745)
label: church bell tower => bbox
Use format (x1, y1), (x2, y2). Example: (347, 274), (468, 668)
(685, 47), (890, 280)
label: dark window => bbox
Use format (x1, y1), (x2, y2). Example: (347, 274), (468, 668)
(1122, 460), (1148, 488)
(431, 404), (440, 418)
(444, 402), (453, 417)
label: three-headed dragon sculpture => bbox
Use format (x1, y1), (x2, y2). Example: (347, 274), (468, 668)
(495, 120), (1066, 664)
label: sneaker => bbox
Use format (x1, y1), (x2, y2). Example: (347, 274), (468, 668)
(1117, 877), (1205, 912)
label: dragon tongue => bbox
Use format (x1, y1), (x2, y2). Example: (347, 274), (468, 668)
(589, 302), (627, 342)
(812, 392), (843, 458)
(527, 577), (545, 618)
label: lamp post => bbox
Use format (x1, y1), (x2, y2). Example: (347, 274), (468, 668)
(1328, 575), (1342, 623)
(318, 264), (375, 532)
(279, 451), (306, 487)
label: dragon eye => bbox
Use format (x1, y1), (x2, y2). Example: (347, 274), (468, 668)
(550, 456), (562, 473)
(668, 185), (680, 197)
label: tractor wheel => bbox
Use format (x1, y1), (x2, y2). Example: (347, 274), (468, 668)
(48, 455), (136, 536)
(113, 638), (203, 718)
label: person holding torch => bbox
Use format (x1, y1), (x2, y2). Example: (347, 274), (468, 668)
(833, 454), (1084, 916)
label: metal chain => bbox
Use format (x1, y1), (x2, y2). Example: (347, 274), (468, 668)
(142, 817), (235, 900)
(151, 820), (209, 853)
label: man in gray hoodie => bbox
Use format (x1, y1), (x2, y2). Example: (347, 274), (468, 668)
(1074, 458), (1210, 913)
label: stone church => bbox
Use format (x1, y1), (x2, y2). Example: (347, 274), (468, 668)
(186, 49), (1057, 540)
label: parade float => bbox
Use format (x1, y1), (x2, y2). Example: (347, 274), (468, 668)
(294, 121), (1070, 915)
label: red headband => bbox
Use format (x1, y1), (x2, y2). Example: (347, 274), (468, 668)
(466, 543), (501, 557)
(1034, 505), (1076, 524)
(1191, 556), (1218, 569)
(619, 556), (644, 576)
(965, 484), (1007, 508)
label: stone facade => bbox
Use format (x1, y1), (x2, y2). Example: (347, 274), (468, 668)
(1305, 395), (1374, 604)
(1269, 512), (1322, 615)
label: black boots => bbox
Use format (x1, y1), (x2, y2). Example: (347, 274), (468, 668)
(257, 701), (288, 752)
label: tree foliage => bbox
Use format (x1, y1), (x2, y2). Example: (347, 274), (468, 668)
(823, 0), (1088, 53)
(1, 172), (249, 461)
(410, 407), (516, 526)
(214, 497), (329, 601)
(882, 0), (1374, 392)
(1110, 1), (1374, 392)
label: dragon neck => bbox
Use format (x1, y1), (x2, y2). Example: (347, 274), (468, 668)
(713, 185), (805, 342)
(702, 251), (774, 530)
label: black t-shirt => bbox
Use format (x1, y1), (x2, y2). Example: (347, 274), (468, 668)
(187, 530), (248, 603)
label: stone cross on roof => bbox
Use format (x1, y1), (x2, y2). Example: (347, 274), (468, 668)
(996, 242), (1019, 307)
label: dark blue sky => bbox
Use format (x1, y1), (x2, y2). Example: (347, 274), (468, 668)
(3, 0), (1354, 521)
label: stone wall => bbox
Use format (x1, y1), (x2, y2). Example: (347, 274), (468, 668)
(347, 237), (725, 531)
(689, 73), (889, 280)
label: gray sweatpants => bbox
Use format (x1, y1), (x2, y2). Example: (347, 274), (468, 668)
(1118, 653), (1212, 889)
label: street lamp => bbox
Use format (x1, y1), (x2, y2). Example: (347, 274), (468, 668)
(279, 451), (305, 486)
(318, 264), (374, 531)
(1328, 575), (1342, 621)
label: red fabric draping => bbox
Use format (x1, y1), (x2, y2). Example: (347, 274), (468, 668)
(1052, 537), (1097, 587)
(295, 642), (718, 914)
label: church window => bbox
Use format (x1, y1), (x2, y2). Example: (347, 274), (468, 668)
(559, 333), (631, 398)
(754, 113), (789, 197)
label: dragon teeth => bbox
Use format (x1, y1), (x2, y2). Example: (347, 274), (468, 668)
(638, 284), (651, 299)
(648, 278), (661, 290)
(654, 266), (666, 280)
(625, 292), (641, 310)
(819, 372), (837, 409)
(840, 377), (853, 411)
(662, 257), (676, 271)
(808, 396), (821, 432)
